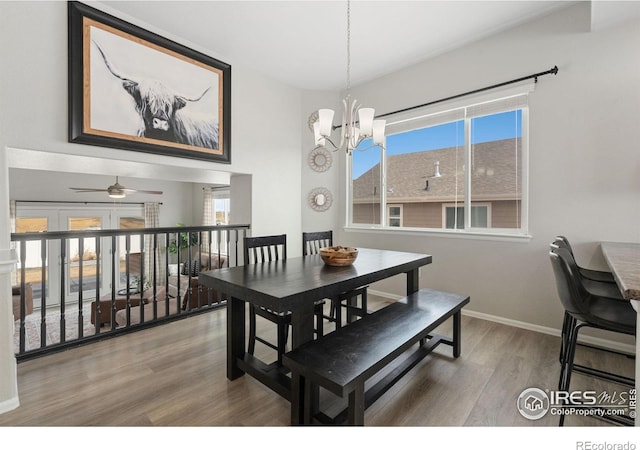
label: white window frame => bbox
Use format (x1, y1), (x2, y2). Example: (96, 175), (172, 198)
(442, 203), (492, 229)
(346, 81), (533, 240)
(387, 204), (403, 227)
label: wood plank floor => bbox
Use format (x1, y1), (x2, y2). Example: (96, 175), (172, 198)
(0, 296), (634, 428)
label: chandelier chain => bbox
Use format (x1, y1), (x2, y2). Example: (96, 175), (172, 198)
(346, 0), (351, 93)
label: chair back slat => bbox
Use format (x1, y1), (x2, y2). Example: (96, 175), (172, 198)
(302, 230), (333, 256)
(244, 234), (287, 265)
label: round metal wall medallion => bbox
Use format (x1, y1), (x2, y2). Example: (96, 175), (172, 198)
(308, 187), (332, 212)
(308, 147), (332, 172)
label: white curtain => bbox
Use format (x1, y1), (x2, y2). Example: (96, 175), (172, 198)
(201, 189), (214, 251)
(143, 203), (164, 287)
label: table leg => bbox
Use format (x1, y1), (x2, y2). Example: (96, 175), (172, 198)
(290, 301), (315, 349)
(406, 267), (419, 295)
(227, 296), (245, 380)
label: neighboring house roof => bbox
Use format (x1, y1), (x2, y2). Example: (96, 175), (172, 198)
(353, 138), (522, 203)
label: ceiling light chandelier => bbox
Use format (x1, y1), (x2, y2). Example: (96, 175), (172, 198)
(310, 0), (386, 154)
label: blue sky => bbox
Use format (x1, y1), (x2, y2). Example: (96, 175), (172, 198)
(352, 110), (522, 179)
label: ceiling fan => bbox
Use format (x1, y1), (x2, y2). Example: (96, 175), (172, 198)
(69, 176), (163, 199)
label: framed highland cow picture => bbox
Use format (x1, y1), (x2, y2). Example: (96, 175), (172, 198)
(68, 1), (231, 163)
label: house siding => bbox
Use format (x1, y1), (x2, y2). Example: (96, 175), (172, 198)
(354, 200), (519, 229)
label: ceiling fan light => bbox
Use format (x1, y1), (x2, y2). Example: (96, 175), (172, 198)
(109, 191), (126, 199)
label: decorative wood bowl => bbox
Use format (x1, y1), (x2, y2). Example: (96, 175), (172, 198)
(319, 246), (359, 266)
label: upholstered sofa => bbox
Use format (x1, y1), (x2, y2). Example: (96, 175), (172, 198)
(116, 252), (226, 326)
(12, 283), (33, 319)
(167, 252), (226, 299)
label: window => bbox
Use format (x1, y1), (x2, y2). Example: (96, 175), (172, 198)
(205, 187), (231, 254)
(444, 204), (490, 229)
(349, 85), (530, 237)
(388, 205), (402, 227)
(214, 198), (230, 225)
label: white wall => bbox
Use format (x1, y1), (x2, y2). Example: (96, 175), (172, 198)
(300, 90), (343, 235)
(0, 0), (303, 246)
(302, 3), (640, 334)
(0, 0), (304, 412)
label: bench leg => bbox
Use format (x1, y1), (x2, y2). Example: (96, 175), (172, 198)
(348, 384), (365, 426)
(453, 310), (462, 358)
(291, 372), (303, 425)
(291, 372), (316, 425)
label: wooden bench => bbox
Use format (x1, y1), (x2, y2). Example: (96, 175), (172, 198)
(283, 288), (470, 425)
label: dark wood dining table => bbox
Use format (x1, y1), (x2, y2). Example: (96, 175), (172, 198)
(198, 247), (432, 399)
(600, 241), (639, 427)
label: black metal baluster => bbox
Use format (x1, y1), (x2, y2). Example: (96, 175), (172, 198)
(59, 238), (66, 345)
(139, 232), (145, 324)
(18, 241), (27, 353)
(110, 235), (117, 331)
(234, 229), (240, 268)
(185, 233), (193, 312)
(94, 237), (101, 334)
(77, 237), (84, 339)
(164, 232), (170, 318)
(40, 237), (47, 313)
(196, 231), (202, 309)
(216, 228), (223, 303)
(152, 232), (158, 320)
(175, 231), (181, 315)
(125, 235), (131, 327)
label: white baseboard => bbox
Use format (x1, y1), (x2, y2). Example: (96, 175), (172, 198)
(369, 289), (636, 355)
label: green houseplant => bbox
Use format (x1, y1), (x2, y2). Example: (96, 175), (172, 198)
(168, 223), (199, 262)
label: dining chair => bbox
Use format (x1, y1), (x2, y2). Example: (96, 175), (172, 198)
(549, 244), (635, 426)
(551, 238), (623, 365)
(554, 236), (616, 283)
(244, 234), (324, 365)
(302, 230), (368, 328)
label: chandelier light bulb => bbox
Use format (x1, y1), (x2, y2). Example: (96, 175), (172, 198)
(358, 108), (375, 137)
(318, 109), (334, 137)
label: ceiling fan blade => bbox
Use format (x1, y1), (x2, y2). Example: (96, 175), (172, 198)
(132, 189), (163, 195)
(69, 178), (162, 196)
(69, 188), (108, 192)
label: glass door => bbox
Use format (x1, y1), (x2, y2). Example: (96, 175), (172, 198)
(60, 211), (111, 302)
(14, 215), (60, 306)
(116, 215), (145, 293)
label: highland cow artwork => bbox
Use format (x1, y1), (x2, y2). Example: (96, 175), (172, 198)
(68, 2), (231, 163)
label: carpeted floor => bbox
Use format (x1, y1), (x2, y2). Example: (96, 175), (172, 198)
(13, 304), (108, 353)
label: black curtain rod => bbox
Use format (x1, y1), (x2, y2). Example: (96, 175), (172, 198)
(15, 200), (163, 206)
(202, 186), (230, 191)
(376, 65), (558, 120)
(333, 65), (558, 129)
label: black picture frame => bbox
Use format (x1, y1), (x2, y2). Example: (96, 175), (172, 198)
(68, 1), (231, 163)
